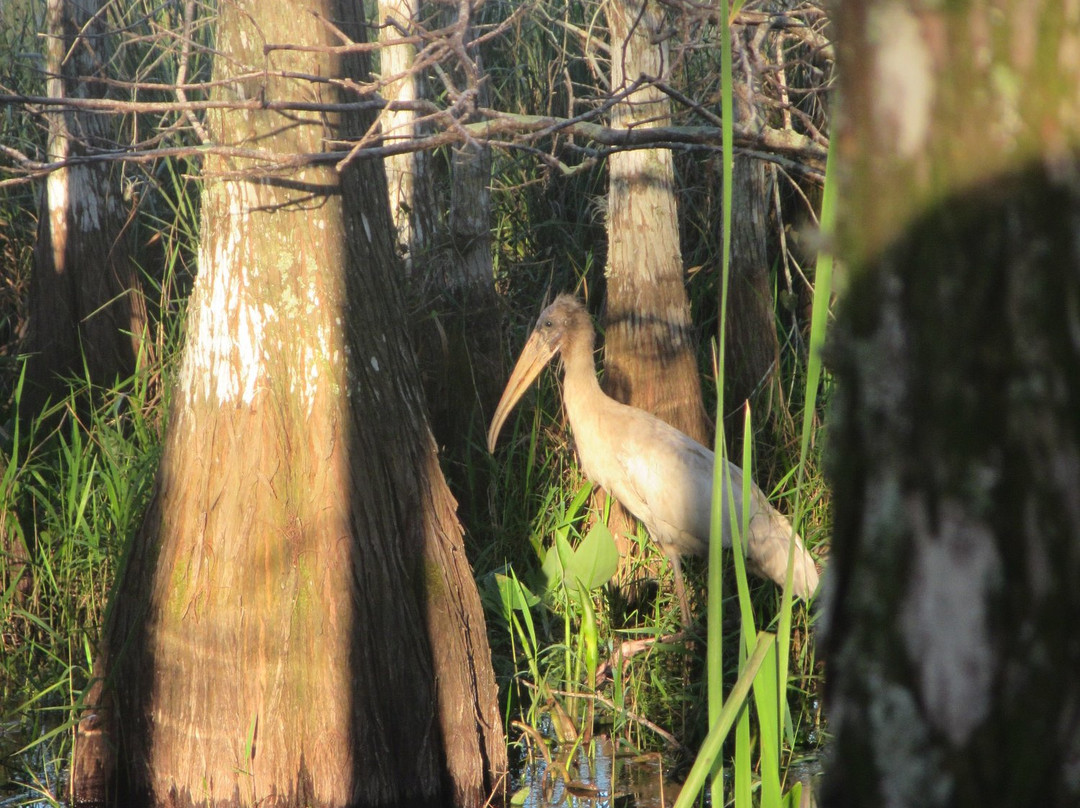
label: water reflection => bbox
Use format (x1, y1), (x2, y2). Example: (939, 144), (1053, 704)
(512, 735), (678, 808)
(511, 731), (823, 808)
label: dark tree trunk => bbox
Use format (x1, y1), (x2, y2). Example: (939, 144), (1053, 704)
(409, 0), (503, 482)
(724, 40), (782, 432)
(823, 2), (1080, 806)
(725, 156), (779, 418)
(339, 9), (507, 801)
(23, 0), (147, 417)
(73, 1), (505, 805)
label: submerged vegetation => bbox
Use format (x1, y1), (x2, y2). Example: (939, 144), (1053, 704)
(0, 0), (833, 804)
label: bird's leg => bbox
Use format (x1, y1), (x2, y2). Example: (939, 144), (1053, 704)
(596, 550), (693, 684)
(665, 549), (692, 627)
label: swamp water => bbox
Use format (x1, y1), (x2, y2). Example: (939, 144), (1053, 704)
(510, 733), (824, 808)
(0, 722), (822, 807)
(511, 734), (676, 808)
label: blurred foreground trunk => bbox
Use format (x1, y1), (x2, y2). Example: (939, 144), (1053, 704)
(824, 2), (1080, 806)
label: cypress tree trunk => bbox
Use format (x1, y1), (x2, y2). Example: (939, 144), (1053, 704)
(24, 0), (147, 416)
(410, 0), (503, 474)
(724, 41), (781, 429)
(378, 0), (434, 272)
(73, 1), (505, 804)
(339, 10), (507, 801)
(595, 0), (709, 603)
(602, 0), (709, 446)
(824, 2), (1080, 805)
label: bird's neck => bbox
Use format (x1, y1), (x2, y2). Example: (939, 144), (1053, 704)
(560, 327), (605, 413)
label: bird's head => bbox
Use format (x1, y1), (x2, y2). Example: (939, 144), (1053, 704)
(487, 295), (592, 452)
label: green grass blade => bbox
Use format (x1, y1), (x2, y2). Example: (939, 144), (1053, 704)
(708, 0), (738, 801)
(675, 632), (775, 808)
(735, 694), (751, 807)
(739, 406), (783, 807)
(707, 347), (726, 775)
(733, 403), (756, 648)
(752, 638), (782, 807)
(780, 119), (837, 759)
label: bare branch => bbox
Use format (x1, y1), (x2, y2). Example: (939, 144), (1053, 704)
(175, 0), (210, 144)
(1, 1), (831, 186)
(1, 97), (826, 187)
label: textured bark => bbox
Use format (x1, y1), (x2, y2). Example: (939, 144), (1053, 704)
(23, 0), (147, 416)
(448, 140), (493, 294)
(726, 158), (778, 415)
(445, 0), (493, 296)
(724, 38), (781, 426)
(601, 0), (709, 446)
(411, 0), (503, 463)
(824, 2), (1080, 806)
(72, 1), (505, 805)
(339, 9), (508, 798)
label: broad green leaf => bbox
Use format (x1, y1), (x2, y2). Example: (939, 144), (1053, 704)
(562, 522), (618, 593)
(494, 572), (540, 612)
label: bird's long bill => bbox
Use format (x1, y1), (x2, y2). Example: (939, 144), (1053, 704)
(487, 330), (558, 453)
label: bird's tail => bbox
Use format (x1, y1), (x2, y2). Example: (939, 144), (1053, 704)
(745, 503), (820, 600)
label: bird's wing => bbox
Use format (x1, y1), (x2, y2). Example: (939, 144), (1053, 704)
(577, 402), (820, 598)
(602, 415), (717, 557)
